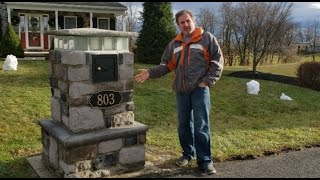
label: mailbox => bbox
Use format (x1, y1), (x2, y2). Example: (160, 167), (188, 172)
(92, 54), (118, 83)
(42, 28), (148, 178)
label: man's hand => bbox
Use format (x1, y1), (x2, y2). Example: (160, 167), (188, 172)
(135, 69), (149, 83)
(198, 81), (207, 88)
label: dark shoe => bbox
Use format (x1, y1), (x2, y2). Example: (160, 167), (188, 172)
(175, 156), (190, 167)
(199, 163), (217, 175)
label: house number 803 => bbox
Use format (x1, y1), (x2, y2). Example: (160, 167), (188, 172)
(97, 93), (115, 106)
(89, 90), (122, 108)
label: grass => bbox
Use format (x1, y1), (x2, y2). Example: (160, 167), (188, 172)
(0, 58), (320, 177)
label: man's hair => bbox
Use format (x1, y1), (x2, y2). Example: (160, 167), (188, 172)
(175, 9), (194, 25)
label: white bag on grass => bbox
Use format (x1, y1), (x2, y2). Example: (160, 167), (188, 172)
(2, 54), (18, 71)
(246, 80), (260, 95)
(280, 93), (293, 101)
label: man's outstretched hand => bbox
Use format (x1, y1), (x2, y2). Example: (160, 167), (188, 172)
(135, 69), (149, 83)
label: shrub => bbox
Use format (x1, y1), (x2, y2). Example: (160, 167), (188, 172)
(296, 61), (320, 91)
(0, 23), (24, 58)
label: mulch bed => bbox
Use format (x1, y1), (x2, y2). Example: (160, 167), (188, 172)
(227, 71), (300, 87)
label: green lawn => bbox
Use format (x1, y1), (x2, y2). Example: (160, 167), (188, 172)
(0, 59), (320, 177)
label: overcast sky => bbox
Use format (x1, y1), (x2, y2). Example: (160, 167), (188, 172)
(131, 2), (320, 28)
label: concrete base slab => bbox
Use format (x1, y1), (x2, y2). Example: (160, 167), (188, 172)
(27, 155), (161, 178)
(18, 57), (46, 60)
(27, 155), (58, 178)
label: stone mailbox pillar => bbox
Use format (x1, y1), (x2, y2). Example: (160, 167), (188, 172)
(38, 28), (148, 178)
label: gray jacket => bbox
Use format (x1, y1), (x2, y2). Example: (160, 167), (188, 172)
(148, 27), (224, 93)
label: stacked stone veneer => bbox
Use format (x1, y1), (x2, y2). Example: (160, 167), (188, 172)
(39, 30), (148, 178)
(48, 50), (136, 132)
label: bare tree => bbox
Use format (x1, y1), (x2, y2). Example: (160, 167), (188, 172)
(233, 2), (253, 66)
(305, 23), (314, 43)
(196, 8), (217, 34)
(311, 18), (320, 61)
(246, 2), (293, 74)
(117, 2), (139, 32)
(116, 2), (140, 51)
(219, 2), (236, 66)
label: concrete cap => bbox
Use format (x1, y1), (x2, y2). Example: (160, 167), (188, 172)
(46, 28), (138, 37)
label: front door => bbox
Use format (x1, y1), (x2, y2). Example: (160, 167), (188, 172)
(26, 14), (43, 49)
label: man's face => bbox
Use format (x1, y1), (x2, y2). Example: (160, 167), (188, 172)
(177, 13), (195, 37)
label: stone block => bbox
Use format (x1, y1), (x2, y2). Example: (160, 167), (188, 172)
(94, 81), (125, 92)
(62, 145), (97, 163)
(68, 66), (90, 82)
(48, 62), (53, 75)
(58, 80), (69, 94)
(60, 102), (69, 116)
(126, 101), (134, 111)
(124, 79), (134, 90)
(123, 52), (134, 65)
(118, 64), (133, 80)
(111, 111), (134, 127)
(48, 50), (54, 62)
(93, 153), (118, 169)
(124, 135), (137, 147)
(59, 160), (76, 175)
(67, 97), (87, 106)
(50, 76), (58, 88)
(138, 133), (147, 144)
(50, 97), (61, 123)
(119, 145), (145, 164)
(61, 114), (69, 127)
(53, 88), (61, 99)
(55, 50), (62, 63)
(98, 138), (123, 154)
(53, 63), (68, 81)
(69, 106), (105, 133)
(121, 90), (133, 102)
(41, 129), (50, 153)
(49, 136), (59, 169)
(69, 82), (94, 98)
(103, 103), (127, 117)
(61, 50), (87, 65)
(75, 160), (92, 172)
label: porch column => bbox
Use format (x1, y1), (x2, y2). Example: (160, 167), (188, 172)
(90, 12), (93, 28)
(7, 7), (11, 24)
(55, 11), (58, 30)
(122, 15), (126, 32)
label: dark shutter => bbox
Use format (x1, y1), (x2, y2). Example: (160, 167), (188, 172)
(77, 17), (84, 28)
(93, 17), (97, 28)
(110, 18), (115, 30)
(58, 16), (64, 29)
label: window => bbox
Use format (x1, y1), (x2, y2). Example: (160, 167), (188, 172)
(29, 16), (40, 31)
(43, 15), (49, 31)
(98, 18), (109, 30)
(19, 15), (25, 32)
(64, 16), (77, 29)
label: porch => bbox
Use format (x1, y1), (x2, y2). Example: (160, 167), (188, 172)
(23, 50), (49, 60)
(2, 2), (127, 56)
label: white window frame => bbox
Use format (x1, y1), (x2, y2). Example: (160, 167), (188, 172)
(97, 17), (110, 30)
(42, 14), (50, 32)
(25, 13), (45, 50)
(18, 13), (25, 39)
(64, 16), (77, 29)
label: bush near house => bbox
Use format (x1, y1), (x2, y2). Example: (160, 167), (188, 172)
(0, 24), (24, 58)
(297, 61), (320, 91)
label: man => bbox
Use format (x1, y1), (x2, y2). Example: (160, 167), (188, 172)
(135, 9), (224, 175)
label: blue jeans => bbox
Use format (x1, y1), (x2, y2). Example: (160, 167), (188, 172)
(176, 86), (212, 166)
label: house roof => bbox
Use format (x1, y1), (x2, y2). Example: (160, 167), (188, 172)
(30, 2), (127, 9)
(4, 2), (127, 15)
